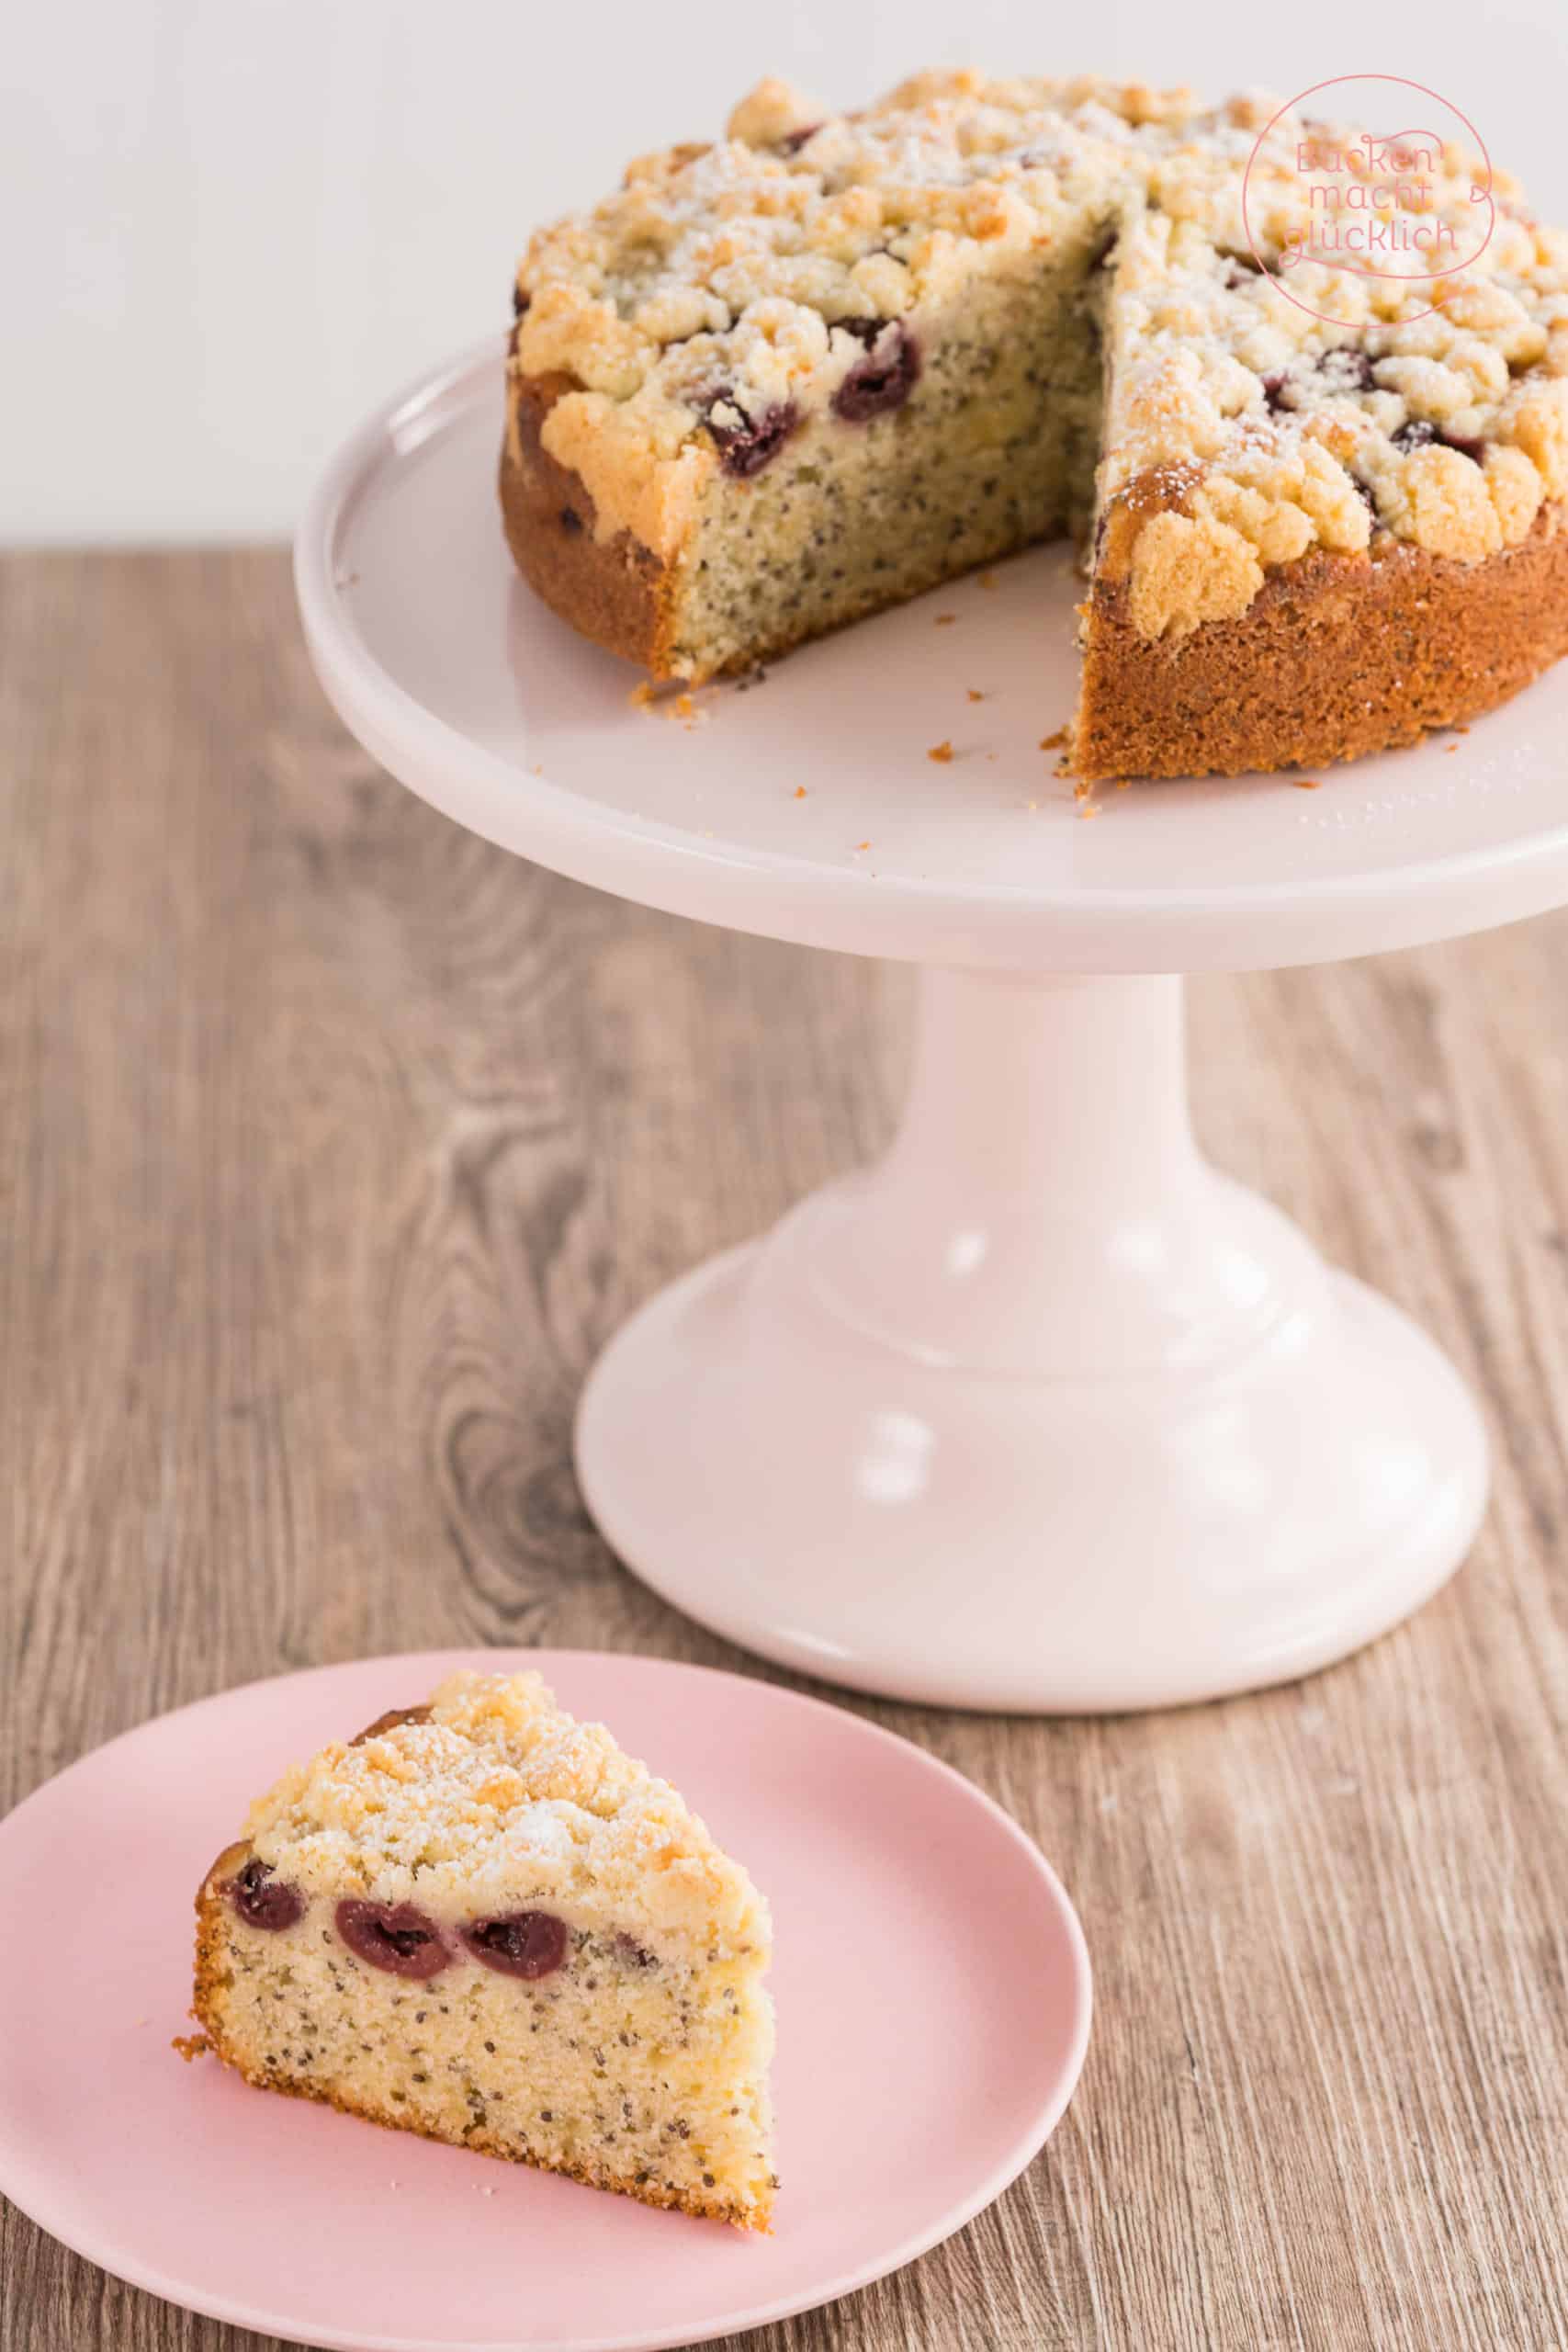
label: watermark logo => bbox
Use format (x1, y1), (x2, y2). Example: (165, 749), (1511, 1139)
(1242, 74), (1495, 328)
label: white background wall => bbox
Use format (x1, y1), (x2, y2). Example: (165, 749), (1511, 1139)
(9, 0), (1567, 543)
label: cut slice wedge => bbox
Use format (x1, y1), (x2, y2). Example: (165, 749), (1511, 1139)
(189, 1670), (776, 2228)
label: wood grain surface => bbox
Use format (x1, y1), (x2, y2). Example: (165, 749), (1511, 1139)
(5, 549), (1568, 2352)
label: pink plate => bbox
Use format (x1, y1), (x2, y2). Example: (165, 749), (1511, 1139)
(0, 1650), (1090, 2352)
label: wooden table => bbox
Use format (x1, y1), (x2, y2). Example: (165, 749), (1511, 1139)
(6, 549), (1568, 2352)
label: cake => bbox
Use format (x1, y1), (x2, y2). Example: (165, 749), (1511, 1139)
(187, 1669), (776, 2228)
(499, 71), (1568, 779)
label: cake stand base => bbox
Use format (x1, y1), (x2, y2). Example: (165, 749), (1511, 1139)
(576, 969), (1488, 1712)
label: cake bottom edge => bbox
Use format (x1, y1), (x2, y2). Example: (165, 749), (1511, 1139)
(190, 2026), (774, 2229)
(1071, 504), (1568, 781)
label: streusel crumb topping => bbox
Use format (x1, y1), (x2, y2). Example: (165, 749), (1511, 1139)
(244, 1671), (766, 1955)
(508, 70), (1568, 632)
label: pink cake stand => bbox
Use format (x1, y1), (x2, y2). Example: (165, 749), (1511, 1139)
(298, 342), (1568, 1713)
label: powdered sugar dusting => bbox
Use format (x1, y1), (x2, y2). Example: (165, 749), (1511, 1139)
(508, 66), (1568, 616)
(244, 1671), (768, 1957)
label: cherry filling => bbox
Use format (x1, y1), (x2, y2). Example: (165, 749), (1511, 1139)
(228, 1857), (304, 1932)
(1319, 348), (1377, 394)
(335, 1899), (450, 1979)
(1261, 347), (1376, 415)
(1393, 418), (1485, 464)
(832, 321), (921, 423)
(461, 1909), (569, 1979)
(698, 389), (799, 479)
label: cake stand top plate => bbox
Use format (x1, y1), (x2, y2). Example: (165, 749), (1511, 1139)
(297, 341), (1568, 975)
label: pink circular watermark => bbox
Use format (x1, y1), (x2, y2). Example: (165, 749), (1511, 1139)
(1241, 74), (1495, 329)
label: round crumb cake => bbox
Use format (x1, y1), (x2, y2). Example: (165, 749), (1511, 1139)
(500, 70), (1568, 781)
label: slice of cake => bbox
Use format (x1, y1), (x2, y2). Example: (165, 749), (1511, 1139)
(189, 1669), (776, 2228)
(500, 70), (1568, 778)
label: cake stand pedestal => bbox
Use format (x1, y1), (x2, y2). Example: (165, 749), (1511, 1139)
(574, 966), (1483, 1709)
(298, 344), (1568, 1712)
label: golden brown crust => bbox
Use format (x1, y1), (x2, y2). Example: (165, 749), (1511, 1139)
(1073, 503), (1568, 780)
(191, 1862), (238, 2046)
(501, 375), (681, 676)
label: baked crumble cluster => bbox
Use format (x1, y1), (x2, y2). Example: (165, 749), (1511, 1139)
(189, 1671), (776, 2228)
(502, 70), (1568, 778)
